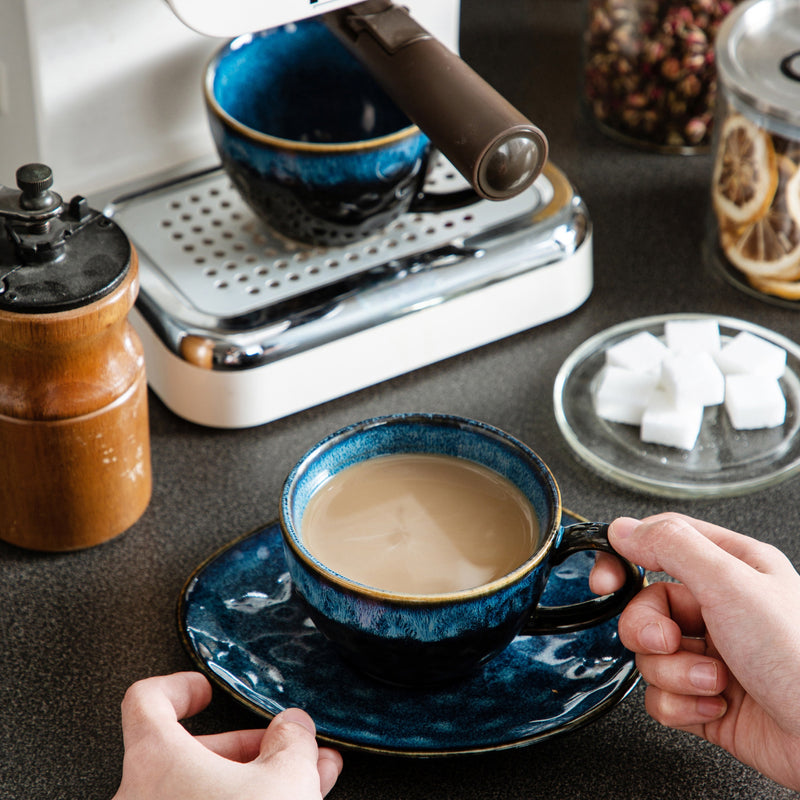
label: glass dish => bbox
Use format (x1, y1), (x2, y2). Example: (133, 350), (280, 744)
(553, 313), (800, 498)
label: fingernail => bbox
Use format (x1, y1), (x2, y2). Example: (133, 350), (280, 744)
(279, 707), (316, 736)
(610, 517), (639, 541)
(696, 695), (727, 719)
(689, 661), (718, 692)
(640, 622), (670, 653)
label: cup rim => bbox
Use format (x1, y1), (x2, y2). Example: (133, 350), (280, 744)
(280, 413), (563, 605)
(204, 30), (423, 154)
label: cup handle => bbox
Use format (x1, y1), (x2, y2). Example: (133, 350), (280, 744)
(521, 522), (644, 636)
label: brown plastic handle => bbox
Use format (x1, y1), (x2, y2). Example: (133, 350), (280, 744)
(322, 0), (548, 201)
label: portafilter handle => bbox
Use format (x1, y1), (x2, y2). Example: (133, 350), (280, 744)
(323, 0), (548, 201)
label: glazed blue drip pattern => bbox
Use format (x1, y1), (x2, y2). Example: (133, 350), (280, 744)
(280, 414), (562, 648)
(286, 545), (545, 642)
(213, 21), (412, 142)
(209, 20), (430, 188)
(214, 125), (430, 188)
(179, 516), (639, 754)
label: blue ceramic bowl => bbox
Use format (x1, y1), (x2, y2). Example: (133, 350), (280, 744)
(280, 413), (643, 686)
(205, 19), (432, 245)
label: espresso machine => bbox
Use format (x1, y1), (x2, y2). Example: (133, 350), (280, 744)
(2, 0), (592, 428)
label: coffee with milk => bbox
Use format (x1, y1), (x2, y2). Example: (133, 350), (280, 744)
(301, 452), (539, 595)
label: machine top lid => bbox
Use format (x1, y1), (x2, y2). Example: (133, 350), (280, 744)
(165, 0), (359, 36)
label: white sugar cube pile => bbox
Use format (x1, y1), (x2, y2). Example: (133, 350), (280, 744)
(593, 320), (788, 450)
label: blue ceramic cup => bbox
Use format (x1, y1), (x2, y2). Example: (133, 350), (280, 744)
(204, 20), (475, 246)
(280, 413), (643, 686)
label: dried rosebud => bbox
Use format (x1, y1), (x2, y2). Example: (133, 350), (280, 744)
(618, 73), (642, 94)
(678, 73), (703, 98)
(626, 92), (649, 109)
(589, 8), (613, 36)
(669, 96), (688, 117)
(610, 24), (642, 57)
(694, 0), (717, 14)
(640, 0), (659, 17)
(682, 52), (707, 74)
(622, 108), (643, 128)
(684, 116), (708, 144)
(643, 38), (667, 63)
(683, 27), (708, 53)
(609, 3), (636, 25)
(666, 130), (686, 147)
(694, 13), (710, 32)
(592, 98), (611, 120)
(661, 57), (683, 81)
(642, 109), (660, 133)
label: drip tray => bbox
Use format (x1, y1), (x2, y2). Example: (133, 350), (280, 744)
(100, 156), (593, 428)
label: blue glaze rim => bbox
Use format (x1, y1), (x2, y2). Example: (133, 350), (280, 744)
(205, 25), (422, 153)
(177, 514), (640, 756)
(280, 413), (562, 605)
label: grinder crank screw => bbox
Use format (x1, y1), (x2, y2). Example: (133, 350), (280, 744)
(16, 163), (60, 213)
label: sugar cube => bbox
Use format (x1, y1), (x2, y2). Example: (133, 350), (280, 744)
(589, 318), (792, 452)
(605, 331), (669, 375)
(724, 374), (786, 430)
(664, 319), (721, 355)
(715, 332), (787, 378)
(594, 366), (660, 425)
(660, 352), (724, 407)
(640, 390), (704, 450)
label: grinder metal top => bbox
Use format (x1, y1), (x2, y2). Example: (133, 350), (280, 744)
(0, 163), (131, 313)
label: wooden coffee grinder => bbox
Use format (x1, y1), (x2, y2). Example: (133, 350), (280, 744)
(0, 164), (151, 550)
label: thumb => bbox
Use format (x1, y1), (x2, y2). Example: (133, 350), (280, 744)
(258, 708), (343, 797)
(258, 707), (320, 763)
(608, 514), (758, 603)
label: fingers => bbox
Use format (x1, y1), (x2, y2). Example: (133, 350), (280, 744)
(197, 725), (344, 793)
(588, 551), (627, 596)
(637, 650), (728, 696)
(120, 672), (212, 748)
(617, 576), (731, 734)
(318, 747), (345, 798)
(617, 581), (705, 653)
(644, 685), (727, 730)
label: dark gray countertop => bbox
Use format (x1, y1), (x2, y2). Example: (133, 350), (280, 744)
(2, 1), (800, 798)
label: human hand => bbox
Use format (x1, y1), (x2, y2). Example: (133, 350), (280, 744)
(590, 513), (800, 792)
(112, 672), (343, 800)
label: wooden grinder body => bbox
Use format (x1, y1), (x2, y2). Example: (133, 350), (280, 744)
(0, 247), (152, 550)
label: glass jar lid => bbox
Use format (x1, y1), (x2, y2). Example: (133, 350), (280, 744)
(716, 0), (800, 134)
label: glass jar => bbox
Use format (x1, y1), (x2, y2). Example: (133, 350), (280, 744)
(584, 0), (739, 153)
(709, 0), (800, 306)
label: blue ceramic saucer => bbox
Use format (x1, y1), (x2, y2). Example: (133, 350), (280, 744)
(178, 512), (639, 756)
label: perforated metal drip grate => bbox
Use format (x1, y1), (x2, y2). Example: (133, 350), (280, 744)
(113, 155), (548, 318)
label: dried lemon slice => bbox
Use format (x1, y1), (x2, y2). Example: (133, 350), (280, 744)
(722, 155), (800, 279)
(786, 159), (800, 233)
(713, 113), (778, 227)
(748, 274), (800, 300)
